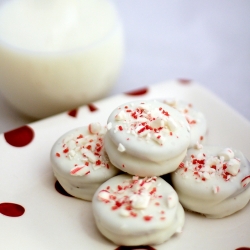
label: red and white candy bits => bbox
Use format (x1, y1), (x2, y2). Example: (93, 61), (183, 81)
(92, 174), (185, 246)
(163, 99), (207, 148)
(104, 100), (191, 176)
(171, 146), (250, 218)
(50, 123), (120, 201)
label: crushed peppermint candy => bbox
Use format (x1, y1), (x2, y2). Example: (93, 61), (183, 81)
(55, 123), (110, 176)
(88, 122), (103, 134)
(97, 176), (169, 222)
(164, 99), (198, 126)
(177, 148), (241, 183)
(111, 102), (183, 145)
(241, 175), (250, 188)
(117, 143), (126, 152)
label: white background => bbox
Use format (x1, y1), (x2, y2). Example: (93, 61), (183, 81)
(0, 0), (250, 133)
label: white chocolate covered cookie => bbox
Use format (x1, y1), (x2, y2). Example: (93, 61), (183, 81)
(163, 99), (207, 148)
(104, 100), (191, 176)
(92, 174), (185, 246)
(171, 146), (250, 218)
(50, 123), (120, 201)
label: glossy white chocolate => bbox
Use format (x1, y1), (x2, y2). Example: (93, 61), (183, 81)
(171, 146), (250, 218)
(50, 123), (120, 201)
(105, 134), (187, 176)
(92, 174), (185, 246)
(104, 100), (191, 176)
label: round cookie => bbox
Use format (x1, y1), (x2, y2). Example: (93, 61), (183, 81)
(92, 174), (185, 246)
(163, 99), (207, 148)
(104, 100), (191, 176)
(50, 123), (120, 201)
(171, 146), (250, 218)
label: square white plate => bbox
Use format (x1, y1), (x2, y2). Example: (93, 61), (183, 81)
(1, 79), (250, 250)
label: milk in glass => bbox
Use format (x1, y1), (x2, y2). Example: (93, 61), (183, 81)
(0, 0), (124, 118)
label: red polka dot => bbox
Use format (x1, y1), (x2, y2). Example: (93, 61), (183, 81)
(67, 109), (78, 118)
(178, 79), (192, 84)
(125, 87), (148, 96)
(4, 125), (34, 147)
(236, 248), (250, 250)
(0, 203), (25, 217)
(55, 181), (73, 197)
(115, 246), (155, 250)
(88, 104), (98, 112)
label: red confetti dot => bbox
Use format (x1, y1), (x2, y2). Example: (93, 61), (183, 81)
(125, 87), (148, 96)
(67, 109), (78, 117)
(88, 103), (98, 112)
(4, 125), (34, 147)
(178, 79), (192, 84)
(0, 203), (25, 217)
(235, 248), (250, 250)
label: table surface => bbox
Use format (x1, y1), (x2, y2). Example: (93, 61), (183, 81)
(0, 0), (250, 134)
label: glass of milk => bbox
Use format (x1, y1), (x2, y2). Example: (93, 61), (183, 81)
(0, 0), (124, 118)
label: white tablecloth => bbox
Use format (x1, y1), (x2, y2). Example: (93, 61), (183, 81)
(0, 0), (249, 133)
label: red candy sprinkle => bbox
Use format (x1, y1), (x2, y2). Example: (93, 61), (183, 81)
(241, 175), (250, 187)
(149, 187), (157, 195)
(4, 125), (34, 147)
(85, 171), (90, 175)
(125, 205), (132, 211)
(162, 110), (169, 116)
(130, 211), (137, 217)
(143, 215), (153, 221)
(77, 134), (83, 139)
(63, 148), (69, 153)
(70, 166), (83, 175)
(96, 160), (101, 165)
(0, 203), (25, 217)
(179, 162), (184, 168)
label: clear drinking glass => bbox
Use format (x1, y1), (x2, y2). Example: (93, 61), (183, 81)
(0, 0), (124, 118)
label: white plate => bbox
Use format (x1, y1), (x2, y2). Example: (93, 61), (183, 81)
(1, 79), (250, 250)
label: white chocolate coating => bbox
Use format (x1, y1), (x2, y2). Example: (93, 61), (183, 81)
(163, 99), (207, 148)
(105, 100), (191, 176)
(50, 123), (120, 201)
(171, 146), (250, 218)
(105, 134), (187, 176)
(92, 174), (185, 246)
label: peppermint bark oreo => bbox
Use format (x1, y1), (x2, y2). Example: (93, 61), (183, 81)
(171, 146), (250, 218)
(50, 123), (120, 201)
(104, 100), (191, 176)
(92, 174), (185, 246)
